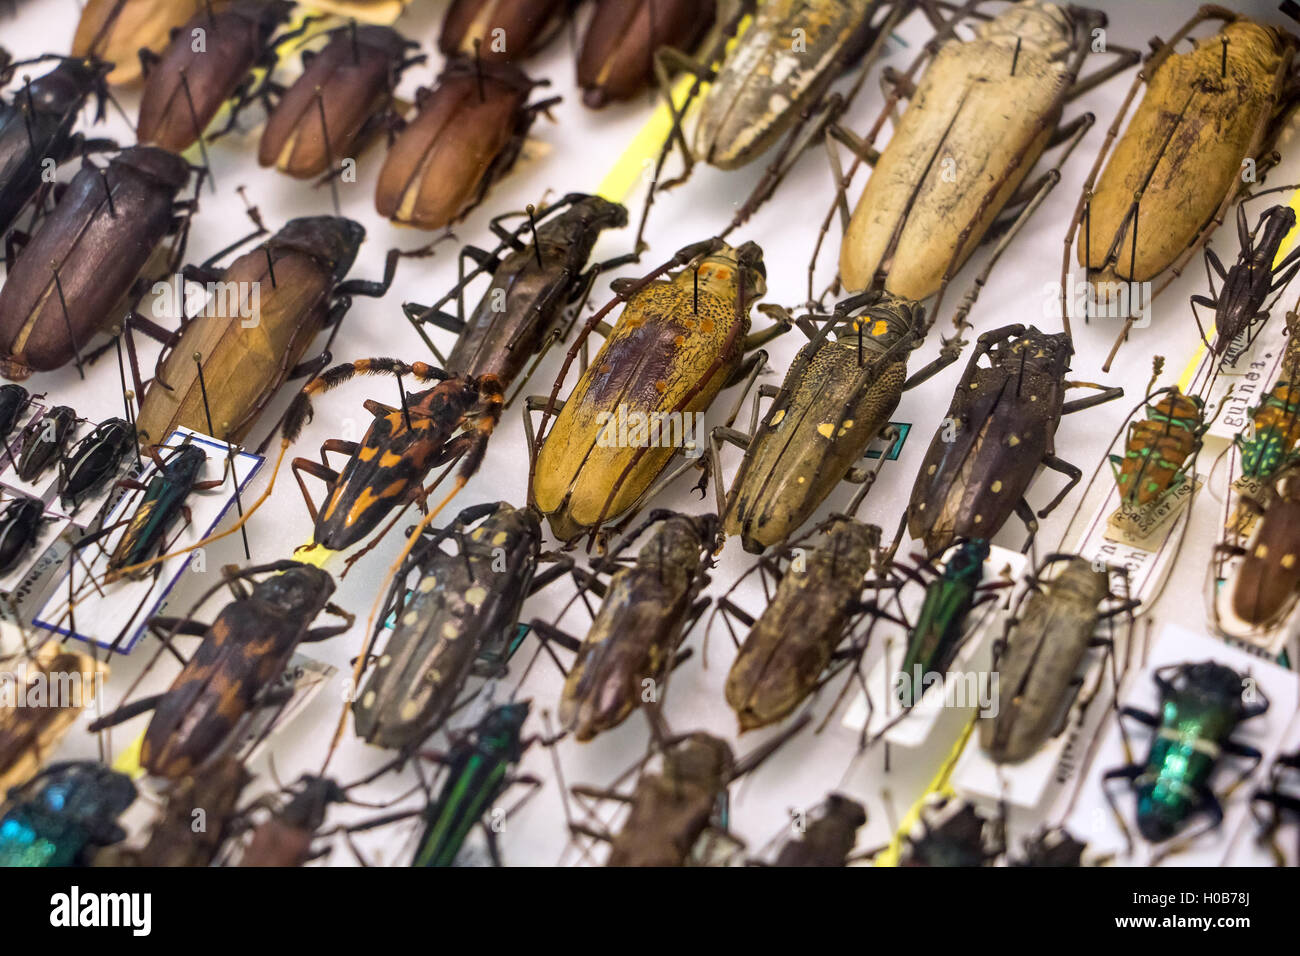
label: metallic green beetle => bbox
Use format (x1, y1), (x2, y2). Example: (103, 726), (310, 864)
(1104, 661), (1267, 846)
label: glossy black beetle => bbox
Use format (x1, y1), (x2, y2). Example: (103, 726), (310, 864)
(0, 55), (117, 253)
(57, 417), (135, 512)
(0, 495), (47, 574)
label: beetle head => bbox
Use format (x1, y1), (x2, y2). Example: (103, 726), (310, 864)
(112, 145), (193, 191)
(979, 1), (1072, 61)
(663, 733), (735, 788)
(278, 217), (367, 280)
(252, 564), (336, 617)
(26, 57), (111, 114)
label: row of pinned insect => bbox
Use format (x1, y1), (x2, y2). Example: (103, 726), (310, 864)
(6, 486), (1299, 867)
(5, 0), (1299, 387)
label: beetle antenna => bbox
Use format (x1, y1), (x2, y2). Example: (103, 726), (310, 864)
(1010, 37), (1021, 76)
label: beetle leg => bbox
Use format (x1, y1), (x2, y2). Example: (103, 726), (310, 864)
(1035, 453), (1082, 518)
(86, 693), (166, 732)
(291, 457), (342, 523)
(1061, 383), (1124, 415)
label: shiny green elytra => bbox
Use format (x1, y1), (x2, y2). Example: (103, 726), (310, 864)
(898, 539), (989, 707)
(1117, 661), (1266, 843)
(412, 701), (531, 867)
(0, 762), (135, 867)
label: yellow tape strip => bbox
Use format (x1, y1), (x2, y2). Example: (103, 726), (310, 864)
(1176, 186), (1300, 392)
(873, 715), (976, 867)
(112, 734), (145, 778)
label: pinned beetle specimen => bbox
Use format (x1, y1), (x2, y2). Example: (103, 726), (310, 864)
(0, 495), (48, 574)
(577, 0), (715, 109)
(375, 56), (559, 231)
(566, 717), (808, 867)
(403, 193), (630, 400)
(132, 216), (411, 452)
(824, 1), (1135, 325)
(259, 24), (424, 180)
(0, 146), (197, 381)
(979, 554), (1136, 764)
(114, 755), (250, 867)
(136, 0), (300, 153)
(439, 0), (567, 63)
(898, 795), (1002, 867)
(529, 511), (717, 742)
(1214, 465), (1300, 640)
(88, 561), (352, 779)
(0, 383), (31, 442)
(713, 290), (956, 553)
(1190, 190), (1300, 364)
(1062, 9), (1300, 369)
(715, 516), (880, 733)
(57, 417), (135, 512)
(906, 324), (1123, 558)
(891, 538), (1009, 711)
(527, 238), (782, 546)
(81, 441), (227, 585)
(769, 793), (867, 867)
(1234, 374), (1300, 486)
(0, 56), (117, 249)
(1010, 826), (1091, 867)
(72, 0), (212, 86)
(0, 761), (135, 866)
(638, 0), (903, 247)
(238, 774), (349, 867)
(1104, 660), (1267, 849)
(1110, 385), (1205, 514)
(353, 502), (563, 750)
(14, 405), (76, 484)
(342, 699), (542, 866)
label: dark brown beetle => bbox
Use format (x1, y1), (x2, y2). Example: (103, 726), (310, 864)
(87, 561), (352, 779)
(258, 23), (424, 180)
(1221, 466), (1300, 631)
(0, 146), (195, 380)
(114, 755), (251, 867)
(238, 775), (347, 867)
(402, 193), (630, 396)
(136, 0), (299, 153)
(375, 56), (558, 231)
(577, 0), (714, 109)
(439, 0), (567, 64)
(771, 793), (867, 867)
(906, 324), (1122, 557)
